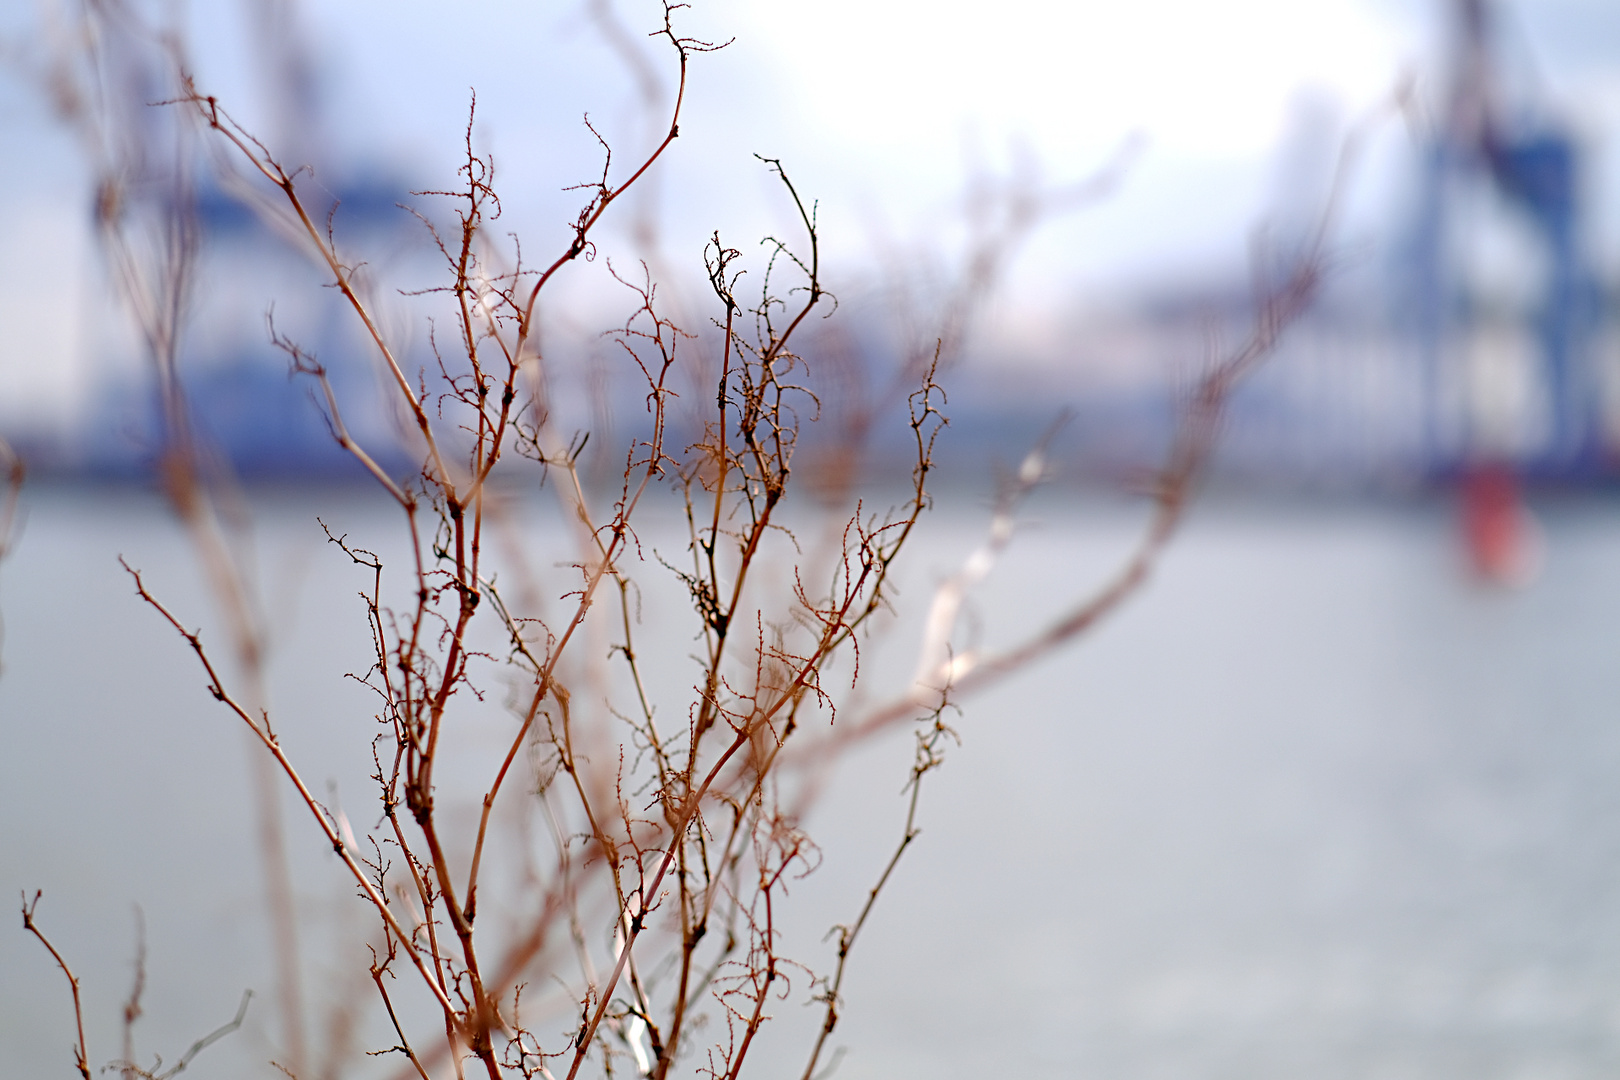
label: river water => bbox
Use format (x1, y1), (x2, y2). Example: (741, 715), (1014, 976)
(5, 485), (1620, 1079)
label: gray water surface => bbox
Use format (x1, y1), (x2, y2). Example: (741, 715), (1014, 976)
(4, 488), (1620, 1079)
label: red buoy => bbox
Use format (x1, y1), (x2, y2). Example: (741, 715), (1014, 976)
(1460, 461), (1542, 586)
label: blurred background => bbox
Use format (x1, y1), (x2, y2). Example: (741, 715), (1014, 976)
(2, 0), (1620, 488)
(5, 0), (1620, 1077)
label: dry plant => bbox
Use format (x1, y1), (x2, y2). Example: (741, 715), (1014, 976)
(22, 0), (311, 1066)
(16, 3), (1357, 1078)
(0, 432), (22, 670)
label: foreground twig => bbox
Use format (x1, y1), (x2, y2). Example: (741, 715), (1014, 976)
(799, 717), (955, 1080)
(21, 892), (91, 1080)
(833, 96), (1386, 751)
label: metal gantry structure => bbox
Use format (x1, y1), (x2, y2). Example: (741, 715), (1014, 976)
(1408, 0), (1602, 476)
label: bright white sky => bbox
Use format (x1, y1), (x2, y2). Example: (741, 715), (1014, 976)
(717, 0), (1418, 306)
(739, 0), (1404, 160)
(286, 0), (1426, 277)
(3, 0), (1618, 415)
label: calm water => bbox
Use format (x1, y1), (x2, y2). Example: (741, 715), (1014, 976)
(5, 486), (1620, 1079)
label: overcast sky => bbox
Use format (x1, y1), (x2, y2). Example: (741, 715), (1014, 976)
(2, 0), (1618, 417)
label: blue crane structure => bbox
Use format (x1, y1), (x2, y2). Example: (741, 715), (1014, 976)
(1407, 0), (1602, 475)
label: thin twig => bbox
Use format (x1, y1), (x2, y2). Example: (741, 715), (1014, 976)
(21, 892), (92, 1080)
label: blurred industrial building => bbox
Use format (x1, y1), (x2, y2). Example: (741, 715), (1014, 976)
(2, 0), (1617, 490)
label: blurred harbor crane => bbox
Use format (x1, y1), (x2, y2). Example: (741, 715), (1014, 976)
(1408, 0), (1599, 476)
